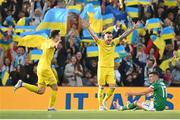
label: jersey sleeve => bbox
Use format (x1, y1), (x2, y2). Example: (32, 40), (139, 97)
(96, 39), (103, 45)
(45, 41), (55, 49)
(149, 82), (157, 90)
(113, 37), (120, 45)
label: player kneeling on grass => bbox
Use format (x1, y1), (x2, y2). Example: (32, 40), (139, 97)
(113, 71), (167, 111)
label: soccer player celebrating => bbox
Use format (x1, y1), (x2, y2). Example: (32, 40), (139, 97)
(14, 30), (61, 111)
(82, 20), (139, 111)
(113, 71), (167, 111)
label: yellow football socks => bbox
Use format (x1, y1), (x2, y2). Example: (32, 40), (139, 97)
(103, 88), (115, 102)
(98, 86), (104, 106)
(49, 90), (57, 107)
(23, 83), (38, 93)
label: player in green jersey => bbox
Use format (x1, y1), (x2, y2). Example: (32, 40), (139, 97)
(113, 71), (167, 111)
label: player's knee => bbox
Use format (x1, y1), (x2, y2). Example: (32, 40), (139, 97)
(51, 84), (58, 91)
(37, 89), (45, 95)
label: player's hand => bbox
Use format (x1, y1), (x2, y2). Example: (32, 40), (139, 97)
(55, 40), (61, 49)
(126, 92), (133, 96)
(82, 20), (90, 29)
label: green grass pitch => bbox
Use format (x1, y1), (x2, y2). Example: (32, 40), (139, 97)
(0, 110), (180, 119)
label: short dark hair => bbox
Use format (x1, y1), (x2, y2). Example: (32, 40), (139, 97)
(50, 30), (60, 38)
(105, 31), (112, 34)
(148, 58), (155, 63)
(148, 71), (159, 77)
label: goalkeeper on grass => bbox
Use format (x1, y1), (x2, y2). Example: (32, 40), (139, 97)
(113, 71), (167, 111)
(83, 20), (139, 111)
(14, 30), (61, 111)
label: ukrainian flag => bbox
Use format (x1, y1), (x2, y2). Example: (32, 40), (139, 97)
(67, 4), (82, 14)
(160, 57), (180, 71)
(151, 35), (165, 59)
(115, 45), (127, 58)
(126, 29), (138, 44)
(81, 39), (94, 43)
(1, 70), (9, 86)
(15, 26), (36, 33)
(18, 29), (50, 48)
(37, 8), (68, 36)
(76, 0), (100, 5)
(124, 0), (138, 6)
(103, 14), (114, 26)
(136, 22), (146, 36)
(86, 46), (98, 57)
(80, 4), (103, 33)
(139, 0), (151, 5)
(20, 29), (50, 37)
(146, 18), (161, 29)
(164, 0), (177, 7)
(30, 49), (42, 60)
(126, 7), (139, 18)
(161, 26), (175, 40)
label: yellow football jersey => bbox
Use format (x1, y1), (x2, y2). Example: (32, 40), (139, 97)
(37, 40), (55, 70)
(96, 38), (119, 67)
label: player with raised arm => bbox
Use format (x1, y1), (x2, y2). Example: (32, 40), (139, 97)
(113, 71), (167, 111)
(14, 30), (61, 111)
(82, 20), (139, 111)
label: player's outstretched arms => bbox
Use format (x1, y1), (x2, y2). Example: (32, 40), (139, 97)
(119, 22), (139, 41)
(82, 20), (99, 42)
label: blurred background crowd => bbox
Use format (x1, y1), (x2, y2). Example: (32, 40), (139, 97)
(0, 0), (180, 87)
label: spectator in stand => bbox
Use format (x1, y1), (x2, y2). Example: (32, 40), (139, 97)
(64, 56), (83, 86)
(169, 60), (180, 86)
(163, 68), (172, 87)
(114, 62), (122, 86)
(112, 20), (125, 39)
(13, 46), (26, 68)
(144, 58), (162, 86)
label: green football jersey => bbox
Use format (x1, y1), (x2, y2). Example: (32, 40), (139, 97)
(150, 80), (167, 111)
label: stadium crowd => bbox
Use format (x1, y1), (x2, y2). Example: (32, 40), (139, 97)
(0, 0), (180, 87)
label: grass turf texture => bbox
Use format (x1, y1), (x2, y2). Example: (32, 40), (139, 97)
(0, 110), (180, 119)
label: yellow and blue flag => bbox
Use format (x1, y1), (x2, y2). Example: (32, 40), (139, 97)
(160, 57), (180, 71)
(126, 7), (139, 18)
(20, 29), (50, 37)
(103, 14), (114, 26)
(86, 46), (98, 57)
(37, 8), (68, 36)
(115, 45), (128, 58)
(30, 49), (42, 60)
(161, 26), (175, 40)
(67, 4), (82, 14)
(18, 29), (50, 48)
(80, 4), (103, 33)
(164, 0), (177, 7)
(136, 22), (146, 36)
(151, 35), (165, 59)
(15, 26), (36, 33)
(124, 0), (139, 6)
(126, 29), (138, 44)
(146, 18), (161, 29)
(1, 71), (9, 86)
(139, 0), (151, 5)
(76, 0), (100, 5)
